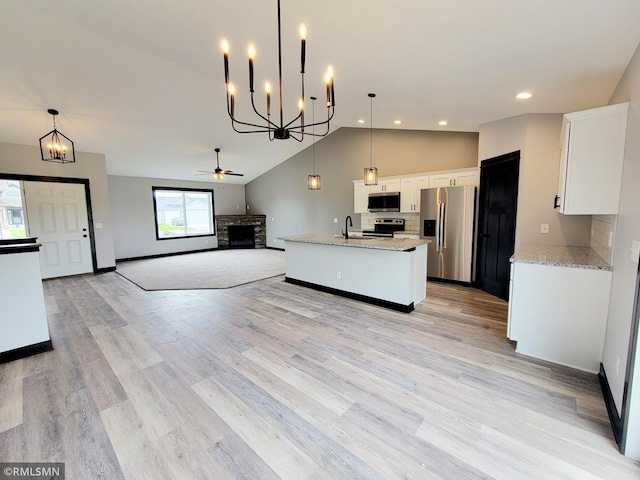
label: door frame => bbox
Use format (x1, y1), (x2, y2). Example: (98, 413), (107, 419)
(0, 173), (97, 274)
(474, 150), (520, 299)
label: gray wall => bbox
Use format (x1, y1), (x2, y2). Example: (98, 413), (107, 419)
(0, 141), (116, 269)
(109, 175), (246, 259)
(245, 127), (479, 248)
(603, 41), (640, 458)
(478, 114), (592, 249)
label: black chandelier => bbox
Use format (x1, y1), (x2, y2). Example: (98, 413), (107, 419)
(39, 108), (75, 164)
(221, 0), (335, 142)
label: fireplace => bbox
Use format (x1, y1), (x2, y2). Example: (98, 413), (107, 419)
(228, 225), (255, 249)
(215, 215), (266, 249)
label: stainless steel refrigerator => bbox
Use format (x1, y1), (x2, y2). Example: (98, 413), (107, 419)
(420, 185), (475, 283)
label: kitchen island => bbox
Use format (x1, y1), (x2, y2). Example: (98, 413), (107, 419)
(279, 234), (429, 312)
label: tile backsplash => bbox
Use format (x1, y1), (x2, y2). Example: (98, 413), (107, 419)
(591, 214), (617, 264)
(360, 212), (421, 233)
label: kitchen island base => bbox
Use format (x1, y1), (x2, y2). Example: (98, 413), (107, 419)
(285, 277), (416, 313)
(0, 240), (52, 364)
(281, 235), (428, 313)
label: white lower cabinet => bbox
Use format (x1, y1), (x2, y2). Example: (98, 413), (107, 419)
(507, 261), (611, 373)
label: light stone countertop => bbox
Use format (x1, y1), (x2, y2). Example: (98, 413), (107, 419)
(279, 234), (430, 252)
(510, 244), (612, 270)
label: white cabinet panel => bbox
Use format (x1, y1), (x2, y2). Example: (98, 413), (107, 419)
(556, 102), (628, 215)
(429, 169), (478, 188)
(400, 176), (429, 212)
(353, 181), (369, 213)
(508, 262), (611, 373)
(453, 170), (479, 186)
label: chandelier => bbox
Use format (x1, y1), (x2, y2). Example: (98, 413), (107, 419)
(39, 108), (75, 164)
(221, 0), (335, 142)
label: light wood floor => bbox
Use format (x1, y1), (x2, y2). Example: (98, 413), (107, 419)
(1, 272), (639, 479)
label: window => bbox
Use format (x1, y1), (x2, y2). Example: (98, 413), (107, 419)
(0, 179), (27, 239)
(152, 187), (215, 240)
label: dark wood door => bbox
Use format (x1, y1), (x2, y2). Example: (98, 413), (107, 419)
(475, 151), (520, 300)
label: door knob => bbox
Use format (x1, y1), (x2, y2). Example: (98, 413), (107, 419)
(83, 234), (88, 238)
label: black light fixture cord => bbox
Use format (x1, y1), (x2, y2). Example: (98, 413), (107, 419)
(369, 94), (374, 168)
(312, 97), (316, 174)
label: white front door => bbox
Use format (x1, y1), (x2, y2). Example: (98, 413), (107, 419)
(23, 181), (93, 279)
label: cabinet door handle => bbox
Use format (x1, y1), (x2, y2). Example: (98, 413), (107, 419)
(553, 195), (560, 209)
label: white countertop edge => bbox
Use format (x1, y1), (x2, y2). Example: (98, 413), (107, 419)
(510, 244), (612, 271)
(279, 234), (430, 252)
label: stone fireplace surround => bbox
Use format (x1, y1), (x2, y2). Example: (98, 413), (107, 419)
(215, 215), (266, 249)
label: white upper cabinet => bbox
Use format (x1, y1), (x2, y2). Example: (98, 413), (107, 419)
(429, 169), (479, 188)
(555, 102), (629, 215)
(400, 176), (429, 212)
(368, 178), (401, 193)
(353, 181), (369, 213)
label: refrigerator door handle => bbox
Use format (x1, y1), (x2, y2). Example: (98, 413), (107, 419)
(436, 202), (445, 252)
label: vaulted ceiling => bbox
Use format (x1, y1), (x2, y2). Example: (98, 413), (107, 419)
(1, 1), (639, 184)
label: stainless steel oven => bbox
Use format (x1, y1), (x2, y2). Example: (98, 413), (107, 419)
(362, 218), (405, 237)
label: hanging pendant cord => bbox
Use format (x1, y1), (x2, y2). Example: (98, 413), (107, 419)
(369, 95), (373, 168)
(312, 97), (316, 174)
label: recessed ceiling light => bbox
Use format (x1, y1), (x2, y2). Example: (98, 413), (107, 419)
(516, 91), (533, 99)
(438, 120), (448, 126)
(394, 120), (401, 125)
(358, 119), (365, 124)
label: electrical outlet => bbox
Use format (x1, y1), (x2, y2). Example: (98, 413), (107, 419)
(336, 271), (341, 279)
(616, 355), (621, 376)
(608, 231), (614, 248)
(540, 224), (549, 234)
(273, 238), (277, 244)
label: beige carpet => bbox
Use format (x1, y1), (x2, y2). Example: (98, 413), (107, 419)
(116, 249), (285, 290)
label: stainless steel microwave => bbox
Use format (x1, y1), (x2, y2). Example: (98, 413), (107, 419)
(368, 191), (401, 212)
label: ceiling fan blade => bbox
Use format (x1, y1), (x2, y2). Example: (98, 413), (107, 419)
(226, 172), (244, 176)
(195, 172), (214, 176)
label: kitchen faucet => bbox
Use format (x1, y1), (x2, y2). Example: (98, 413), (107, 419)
(342, 215), (353, 239)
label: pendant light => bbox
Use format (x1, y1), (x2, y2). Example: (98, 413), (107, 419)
(308, 96), (321, 190)
(364, 93), (378, 185)
(39, 108), (75, 164)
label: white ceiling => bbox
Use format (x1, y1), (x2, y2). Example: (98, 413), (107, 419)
(1, 1), (639, 185)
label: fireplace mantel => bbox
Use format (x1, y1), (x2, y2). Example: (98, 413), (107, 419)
(215, 215), (266, 249)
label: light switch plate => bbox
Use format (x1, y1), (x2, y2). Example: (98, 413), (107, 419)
(95, 223), (103, 229)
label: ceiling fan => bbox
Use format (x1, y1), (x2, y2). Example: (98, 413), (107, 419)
(196, 148), (244, 179)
